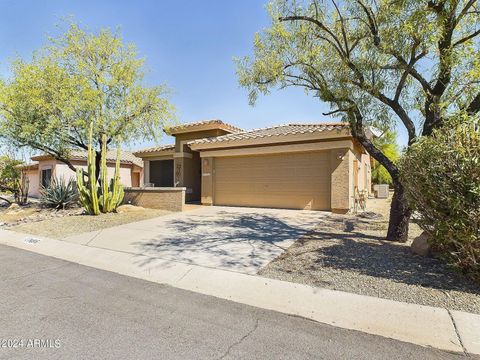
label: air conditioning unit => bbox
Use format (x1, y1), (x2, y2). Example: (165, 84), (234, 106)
(374, 184), (389, 199)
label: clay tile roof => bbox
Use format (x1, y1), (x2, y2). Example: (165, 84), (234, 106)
(132, 144), (175, 156)
(15, 162), (39, 170)
(165, 119), (243, 134)
(188, 122), (348, 146)
(78, 150), (143, 167)
(31, 150), (144, 167)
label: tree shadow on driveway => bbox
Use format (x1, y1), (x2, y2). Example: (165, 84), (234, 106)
(132, 210), (320, 273)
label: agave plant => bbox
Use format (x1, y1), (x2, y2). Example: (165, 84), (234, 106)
(40, 176), (79, 210)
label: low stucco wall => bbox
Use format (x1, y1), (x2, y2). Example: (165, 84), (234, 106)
(123, 187), (186, 212)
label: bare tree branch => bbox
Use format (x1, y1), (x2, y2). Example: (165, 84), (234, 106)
(453, 28), (480, 47)
(455, 0), (477, 25)
(355, 0), (380, 45)
(279, 15), (346, 56)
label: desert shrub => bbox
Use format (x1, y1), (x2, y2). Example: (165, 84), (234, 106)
(40, 176), (78, 209)
(399, 120), (479, 281)
(0, 155), (21, 189)
(0, 155), (29, 204)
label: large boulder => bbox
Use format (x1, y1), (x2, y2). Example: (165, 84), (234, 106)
(411, 231), (431, 256)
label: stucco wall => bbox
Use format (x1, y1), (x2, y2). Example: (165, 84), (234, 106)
(350, 145), (372, 198)
(173, 130), (229, 202)
(359, 153), (371, 194)
(55, 162), (134, 187)
(123, 187), (185, 211)
(27, 159), (139, 197)
(24, 169), (40, 198)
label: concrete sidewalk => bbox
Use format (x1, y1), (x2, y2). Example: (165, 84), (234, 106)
(0, 228), (479, 356)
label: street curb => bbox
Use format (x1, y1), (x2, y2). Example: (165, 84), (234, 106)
(0, 228), (477, 355)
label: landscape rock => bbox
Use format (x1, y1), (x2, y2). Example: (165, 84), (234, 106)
(357, 211), (383, 219)
(116, 204), (145, 213)
(411, 232), (431, 256)
(7, 203), (21, 211)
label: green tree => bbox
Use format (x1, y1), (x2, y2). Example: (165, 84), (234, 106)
(0, 23), (175, 180)
(0, 155), (23, 204)
(371, 131), (400, 185)
(236, 0), (480, 241)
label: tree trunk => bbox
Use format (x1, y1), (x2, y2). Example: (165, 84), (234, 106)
(347, 108), (411, 242)
(386, 179), (411, 242)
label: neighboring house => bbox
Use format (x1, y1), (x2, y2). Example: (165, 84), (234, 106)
(134, 119), (371, 213)
(19, 150), (143, 198)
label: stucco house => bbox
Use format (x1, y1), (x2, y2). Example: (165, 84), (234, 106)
(133, 119), (371, 213)
(20, 151), (143, 198)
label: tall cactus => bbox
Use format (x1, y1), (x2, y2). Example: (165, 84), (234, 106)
(98, 134), (124, 213)
(76, 122), (124, 214)
(99, 133), (110, 212)
(110, 144), (125, 209)
(76, 122), (100, 215)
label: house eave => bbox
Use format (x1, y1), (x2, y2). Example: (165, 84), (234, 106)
(164, 121), (242, 136)
(29, 154), (142, 167)
(189, 129), (352, 151)
(134, 149), (175, 159)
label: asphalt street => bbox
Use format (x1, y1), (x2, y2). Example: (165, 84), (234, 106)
(0, 244), (470, 359)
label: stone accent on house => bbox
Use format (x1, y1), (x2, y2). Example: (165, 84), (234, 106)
(123, 187), (186, 212)
(330, 148), (351, 213)
(200, 157), (214, 205)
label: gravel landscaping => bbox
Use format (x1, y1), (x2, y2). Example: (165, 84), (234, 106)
(259, 197), (480, 314)
(1, 202), (170, 239)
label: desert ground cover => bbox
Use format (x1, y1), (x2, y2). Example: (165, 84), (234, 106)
(1, 200), (170, 239)
(259, 195), (480, 314)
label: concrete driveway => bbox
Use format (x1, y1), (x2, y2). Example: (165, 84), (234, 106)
(63, 206), (328, 274)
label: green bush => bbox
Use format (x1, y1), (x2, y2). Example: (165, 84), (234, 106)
(399, 120), (479, 281)
(40, 176), (78, 210)
(371, 130), (400, 185)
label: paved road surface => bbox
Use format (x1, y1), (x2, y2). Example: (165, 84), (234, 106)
(0, 245), (468, 360)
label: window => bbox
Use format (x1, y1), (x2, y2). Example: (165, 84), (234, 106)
(41, 168), (52, 188)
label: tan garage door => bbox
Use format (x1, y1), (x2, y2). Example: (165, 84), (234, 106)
(213, 151), (331, 210)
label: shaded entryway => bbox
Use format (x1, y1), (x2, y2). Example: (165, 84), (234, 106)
(149, 159), (174, 187)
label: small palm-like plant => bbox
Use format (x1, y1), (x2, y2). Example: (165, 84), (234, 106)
(40, 176), (78, 210)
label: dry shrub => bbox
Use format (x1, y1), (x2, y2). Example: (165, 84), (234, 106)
(400, 120), (479, 281)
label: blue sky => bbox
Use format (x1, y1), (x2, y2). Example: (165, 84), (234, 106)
(0, 0), (408, 150)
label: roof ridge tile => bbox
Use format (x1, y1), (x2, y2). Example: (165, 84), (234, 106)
(187, 122), (349, 146)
